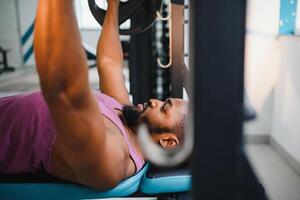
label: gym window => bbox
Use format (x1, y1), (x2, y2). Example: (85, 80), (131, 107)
(74, 0), (101, 29)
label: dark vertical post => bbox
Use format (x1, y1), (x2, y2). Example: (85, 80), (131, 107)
(129, 22), (153, 104)
(190, 0), (246, 199)
(170, 0), (185, 98)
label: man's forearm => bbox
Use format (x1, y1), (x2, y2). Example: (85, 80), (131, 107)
(94, 1), (131, 104)
(34, 0), (89, 97)
(97, 1), (123, 69)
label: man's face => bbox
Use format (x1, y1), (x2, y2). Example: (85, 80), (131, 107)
(122, 98), (188, 149)
(138, 98), (188, 135)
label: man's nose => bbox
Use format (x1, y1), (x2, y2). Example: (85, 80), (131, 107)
(148, 99), (160, 108)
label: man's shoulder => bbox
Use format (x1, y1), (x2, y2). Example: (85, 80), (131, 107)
(93, 91), (124, 108)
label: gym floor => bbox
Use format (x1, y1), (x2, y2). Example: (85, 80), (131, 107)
(0, 68), (300, 200)
(246, 144), (300, 200)
(0, 66), (99, 92)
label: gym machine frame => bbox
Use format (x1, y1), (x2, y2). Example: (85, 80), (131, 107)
(190, 0), (267, 199)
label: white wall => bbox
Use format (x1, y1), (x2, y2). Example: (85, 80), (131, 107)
(0, 0), (37, 67)
(271, 37), (300, 162)
(17, 0), (37, 66)
(81, 30), (101, 48)
(0, 0), (103, 68)
(244, 0), (280, 136)
(0, 0), (22, 67)
(245, 0), (300, 164)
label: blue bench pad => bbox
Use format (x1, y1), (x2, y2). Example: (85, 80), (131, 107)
(0, 164), (149, 200)
(140, 165), (191, 194)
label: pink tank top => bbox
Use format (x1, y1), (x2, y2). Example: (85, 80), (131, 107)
(0, 91), (144, 175)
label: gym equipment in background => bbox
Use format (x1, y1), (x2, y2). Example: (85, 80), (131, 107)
(83, 41), (131, 68)
(88, 0), (162, 35)
(244, 92), (257, 121)
(149, 2), (171, 100)
(137, 1), (192, 168)
(0, 46), (15, 74)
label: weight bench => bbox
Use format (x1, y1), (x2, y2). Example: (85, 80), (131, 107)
(0, 163), (191, 199)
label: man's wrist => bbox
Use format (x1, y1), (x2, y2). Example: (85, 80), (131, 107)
(108, 0), (120, 7)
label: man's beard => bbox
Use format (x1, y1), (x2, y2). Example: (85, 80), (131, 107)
(122, 105), (142, 128)
(122, 105), (167, 134)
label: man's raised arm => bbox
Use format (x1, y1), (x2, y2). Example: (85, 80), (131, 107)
(96, 0), (131, 105)
(35, 0), (90, 99)
(34, 0), (126, 189)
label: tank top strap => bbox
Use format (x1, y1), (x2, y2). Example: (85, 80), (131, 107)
(94, 92), (123, 110)
(93, 92), (145, 172)
(105, 110), (145, 172)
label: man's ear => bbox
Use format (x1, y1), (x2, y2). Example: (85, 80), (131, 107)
(159, 133), (179, 150)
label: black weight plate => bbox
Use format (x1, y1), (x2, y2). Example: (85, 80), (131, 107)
(120, 0), (162, 35)
(88, 0), (162, 35)
(88, 0), (145, 26)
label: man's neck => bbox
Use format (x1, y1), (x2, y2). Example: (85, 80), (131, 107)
(124, 124), (145, 161)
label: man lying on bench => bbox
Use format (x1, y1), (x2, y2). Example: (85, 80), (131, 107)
(0, 0), (188, 190)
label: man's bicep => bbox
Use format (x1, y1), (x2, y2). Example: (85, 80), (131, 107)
(62, 131), (128, 190)
(99, 66), (131, 105)
(47, 92), (119, 186)
(80, 134), (128, 189)
(46, 91), (106, 149)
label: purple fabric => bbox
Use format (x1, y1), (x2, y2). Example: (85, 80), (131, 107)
(0, 91), (144, 176)
(93, 92), (145, 172)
